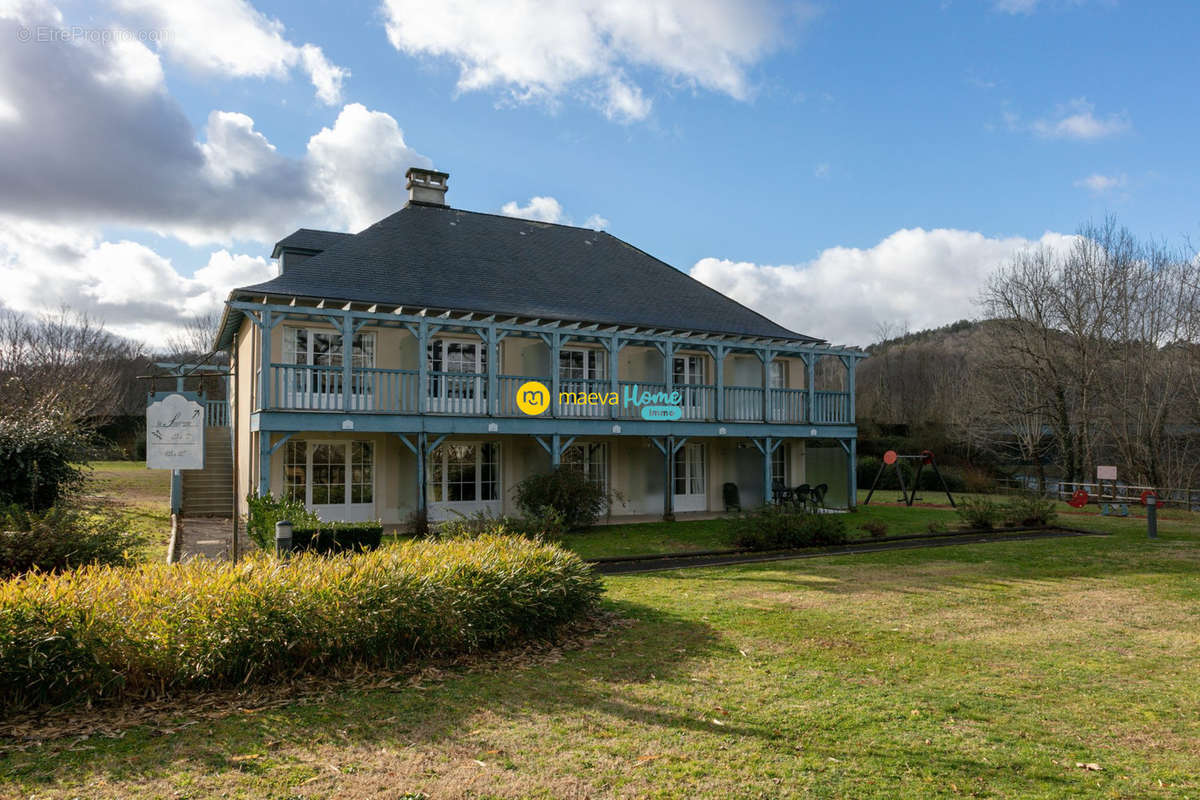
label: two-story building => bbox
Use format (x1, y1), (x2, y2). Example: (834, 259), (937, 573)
(213, 168), (864, 524)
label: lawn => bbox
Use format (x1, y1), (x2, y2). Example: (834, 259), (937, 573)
(82, 460), (171, 562)
(2, 505), (1198, 798)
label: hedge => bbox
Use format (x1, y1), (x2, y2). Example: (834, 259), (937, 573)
(291, 522), (383, 554)
(0, 535), (602, 712)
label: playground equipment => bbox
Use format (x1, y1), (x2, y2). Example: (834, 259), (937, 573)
(863, 449), (956, 508)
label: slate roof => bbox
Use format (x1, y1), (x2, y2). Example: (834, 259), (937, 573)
(269, 228), (353, 258)
(220, 205), (819, 348)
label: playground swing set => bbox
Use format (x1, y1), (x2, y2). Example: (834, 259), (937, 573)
(863, 449), (957, 508)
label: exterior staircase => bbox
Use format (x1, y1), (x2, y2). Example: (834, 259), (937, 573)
(180, 426), (234, 516)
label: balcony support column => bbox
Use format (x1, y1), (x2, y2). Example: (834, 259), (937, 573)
(485, 325), (503, 416)
(752, 436), (782, 506)
(417, 320), (429, 414)
(651, 436), (685, 521)
(608, 335), (623, 419)
(715, 345), (727, 421)
(256, 309), (274, 411)
(758, 349), (776, 423)
(806, 351), (817, 424)
(549, 332), (561, 417)
(841, 354), (856, 425)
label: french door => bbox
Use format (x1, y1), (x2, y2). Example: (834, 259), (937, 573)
(427, 339), (487, 414)
(281, 328), (375, 410)
(768, 361), (788, 422)
(673, 355), (709, 419)
(283, 439), (375, 522)
(673, 443), (707, 512)
(427, 442), (501, 520)
(560, 348), (606, 417)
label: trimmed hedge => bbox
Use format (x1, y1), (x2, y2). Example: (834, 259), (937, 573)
(726, 506), (848, 551)
(0, 535), (602, 712)
(291, 522), (383, 554)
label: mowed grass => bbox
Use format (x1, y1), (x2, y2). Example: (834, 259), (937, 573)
(82, 460), (171, 562)
(2, 507), (1198, 798)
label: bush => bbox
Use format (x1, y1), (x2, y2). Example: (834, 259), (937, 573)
(0, 412), (89, 510)
(727, 506), (848, 551)
(403, 507), (430, 538)
(245, 491), (319, 550)
(1003, 493), (1057, 527)
(955, 497), (1002, 529)
(291, 521), (383, 554)
(514, 467), (607, 530)
(860, 520), (888, 539)
(433, 507), (567, 543)
(0, 535), (602, 712)
(0, 504), (144, 578)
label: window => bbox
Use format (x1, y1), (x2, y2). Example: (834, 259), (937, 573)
(772, 443), (789, 486)
(559, 348), (605, 380)
(673, 355), (706, 385)
(769, 361), (787, 389)
(351, 441), (374, 504)
(562, 443), (608, 492)
(430, 442), (499, 503)
(310, 443), (346, 505)
(284, 328), (376, 368)
(674, 443), (705, 495)
(427, 339), (487, 401)
(284, 439), (307, 501)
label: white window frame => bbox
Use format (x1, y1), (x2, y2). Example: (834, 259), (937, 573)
(427, 337), (487, 412)
(672, 442), (707, 512)
(427, 441), (501, 520)
(280, 327), (376, 410)
(282, 438), (376, 522)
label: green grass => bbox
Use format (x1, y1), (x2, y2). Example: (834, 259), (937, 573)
(2, 508), (1198, 798)
(82, 460), (171, 562)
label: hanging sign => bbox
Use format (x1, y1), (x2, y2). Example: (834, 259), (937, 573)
(146, 392), (205, 470)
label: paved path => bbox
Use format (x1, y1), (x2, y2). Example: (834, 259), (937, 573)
(174, 517), (234, 561)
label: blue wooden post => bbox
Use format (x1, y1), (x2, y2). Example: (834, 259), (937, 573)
(806, 351), (816, 424)
(258, 309), (273, 411)
(715, 345), (726, 421)
(258, 431), (270, 496)
(551, 432), (561, 467)
(417, 320), (429, 414)
(416, 431), (427, 512)
(663, 341), (675, 396)
(550, 332), (561, 417)
(763, 436), (773, 506)
(341, 311), (354, 411)
(608, 334), (620, 420)
(486, 325), (498, 416)
(846, 356), (857, 424)
(760, 350), (774, 423)
(848, 437), (858, 509)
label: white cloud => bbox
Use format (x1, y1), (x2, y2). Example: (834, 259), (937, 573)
(112, 0), (348, 104)
(1030, 98), (1130, 140)
(689, 228), (1076, 346)
(814, 162), (830, 178)
(306, 103), (433, 232)
(0, 216), (274, 342)
(500, 196), (567, 224)
(500, 197), (610, 229)
(380, 0), (801, 121)
(1074, 173), (1126, 193)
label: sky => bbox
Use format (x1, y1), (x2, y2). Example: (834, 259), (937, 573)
(0, 0), (1196, 346)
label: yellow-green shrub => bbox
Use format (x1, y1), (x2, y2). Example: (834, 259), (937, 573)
(0, 535), (602, 711)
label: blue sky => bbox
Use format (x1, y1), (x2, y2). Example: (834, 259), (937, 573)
(0, 0), (1195, 344)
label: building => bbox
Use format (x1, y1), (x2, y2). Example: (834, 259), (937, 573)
(213, 168), (864, 525)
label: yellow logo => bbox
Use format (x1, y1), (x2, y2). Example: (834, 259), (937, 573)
(516, 380), (551, 415)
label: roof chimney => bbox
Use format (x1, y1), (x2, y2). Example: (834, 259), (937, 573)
(406, 167), (449, 208)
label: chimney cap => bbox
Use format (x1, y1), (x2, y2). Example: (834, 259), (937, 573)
(405, 167), (450, 208)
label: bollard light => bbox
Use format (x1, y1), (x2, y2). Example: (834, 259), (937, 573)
(275, 519), (294, 557)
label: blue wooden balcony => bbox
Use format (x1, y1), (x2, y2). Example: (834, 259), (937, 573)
(261, 364), (852, 425)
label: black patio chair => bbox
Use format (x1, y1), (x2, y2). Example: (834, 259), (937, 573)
(792, 483), (811, 512)
(811, 483), (829, 510)
(723, 482), (741, 512)
(771, 479), (792, 505)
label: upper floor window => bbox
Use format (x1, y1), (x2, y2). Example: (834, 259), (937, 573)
(769, 360), (787, 389)
(283, 327), (375, 368)
(559, 348), (605, 381)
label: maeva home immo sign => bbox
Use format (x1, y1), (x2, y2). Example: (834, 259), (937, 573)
(146, 392), (205, 470)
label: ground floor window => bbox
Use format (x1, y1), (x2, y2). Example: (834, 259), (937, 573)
(280, 439), (374, 507)
(674, 443), (706, 495)
(562, 442), (608, 493)
(772, 442), (790, 486)
(430, 442), (499, 502)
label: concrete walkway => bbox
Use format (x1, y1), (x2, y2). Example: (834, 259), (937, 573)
(172, 517), (234, 561)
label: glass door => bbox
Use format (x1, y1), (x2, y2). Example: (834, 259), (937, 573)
(284, 439), (375, 522)
(673, 355), (708, 419)
(560, 348), (606, 417)
(428, 339), (487, 414)
(673, 443), (707, 512)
